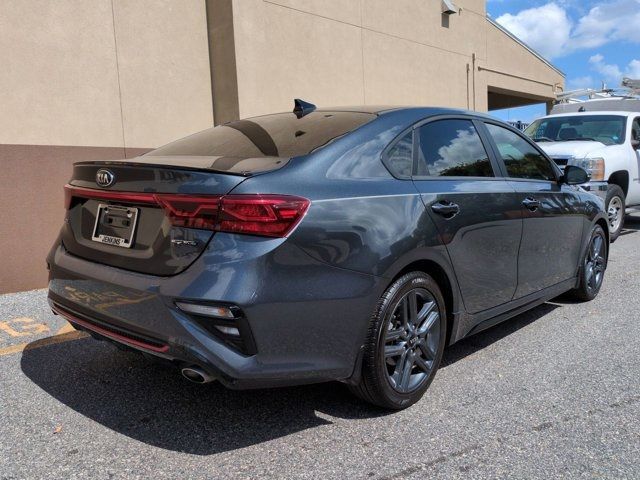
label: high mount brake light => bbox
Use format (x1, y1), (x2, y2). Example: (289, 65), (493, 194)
(64, 185), (310, 238)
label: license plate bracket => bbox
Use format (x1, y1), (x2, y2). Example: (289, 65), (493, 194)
(91, 203), (139, 249)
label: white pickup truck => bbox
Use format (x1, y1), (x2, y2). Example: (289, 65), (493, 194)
(524, 98), (640, 241)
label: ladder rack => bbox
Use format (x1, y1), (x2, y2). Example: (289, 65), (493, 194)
(555, 78), (640, 104)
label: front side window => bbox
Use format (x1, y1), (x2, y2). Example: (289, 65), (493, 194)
(486, 123), (556, 181)
(416, 120), (493, 177)
(524, 114), (626, 146)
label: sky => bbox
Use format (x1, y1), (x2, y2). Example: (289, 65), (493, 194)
(487, 0), (640, 123)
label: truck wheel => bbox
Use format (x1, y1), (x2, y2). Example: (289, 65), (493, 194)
(605, 184), (625, 242)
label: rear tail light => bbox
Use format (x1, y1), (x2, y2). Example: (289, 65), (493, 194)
(155, 195), (221, 230)
(217, 195), (309, 237)
(64, 185), (310, 238)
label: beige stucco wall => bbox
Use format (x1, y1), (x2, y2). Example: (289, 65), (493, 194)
(480, 19), (565, 104)
(0, 1), (123, 147)
(0, 0), (213, 293)
(227, 0), (562, 119)
(0, 0), (213, 149)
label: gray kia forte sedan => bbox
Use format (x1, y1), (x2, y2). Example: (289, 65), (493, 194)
(47, 102), (609, 409)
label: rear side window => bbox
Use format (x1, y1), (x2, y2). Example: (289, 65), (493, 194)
(415, 119), (493, 177)
(486, 123), (556, 181)
(147, 111), (376, 160)
(384, 131), (414, 178)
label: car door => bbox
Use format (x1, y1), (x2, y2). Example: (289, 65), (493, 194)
(410, 117), (523, 314)
(627, 116), (640, 205)
(482, 121), (584, 298)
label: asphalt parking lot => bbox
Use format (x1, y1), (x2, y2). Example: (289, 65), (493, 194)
(1, 215), (640, 480)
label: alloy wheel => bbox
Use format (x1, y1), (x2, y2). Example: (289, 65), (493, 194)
(383, 288), (440, 393)
(608, 196), (623, 232)
(585, 233), (606, 292)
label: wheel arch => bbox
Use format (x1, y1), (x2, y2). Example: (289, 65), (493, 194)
(608, 170), (629, 197)
(389, 258), (460, 347)
(595, 217), (610, 245)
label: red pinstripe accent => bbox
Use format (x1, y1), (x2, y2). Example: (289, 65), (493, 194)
(52, 304), (169, 353)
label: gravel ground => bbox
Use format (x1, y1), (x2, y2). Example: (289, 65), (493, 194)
(1, 215), (640, 479)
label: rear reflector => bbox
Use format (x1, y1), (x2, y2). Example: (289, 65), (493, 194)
(175, 301), (235, 319)
(64, 185), (309, 238)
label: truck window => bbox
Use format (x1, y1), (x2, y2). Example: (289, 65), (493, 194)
(633, 118), (640, 142)
(524, 115), (626, 146)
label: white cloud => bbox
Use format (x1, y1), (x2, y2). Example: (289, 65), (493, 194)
(496, 3), (571, 59)
(567, 75), (594, 89)
(627, 60), (640, 79)
(588, 54), (640, 85)
(495, 0), (640, 59)
(572, 0), (640, 49)
(589, 54), (622, 83)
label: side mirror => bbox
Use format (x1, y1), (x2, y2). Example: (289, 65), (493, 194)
(632, 139), (640, 150)
(562, 165), (590, 185)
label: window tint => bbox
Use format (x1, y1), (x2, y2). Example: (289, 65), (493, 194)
(486, 123), (556, 181)
(633, 118), (640, 141)
(416, 120), (493, 177)
(524, 115), (625, 146)
(148, 111), (376, 159)
(384, 131), (413, 177)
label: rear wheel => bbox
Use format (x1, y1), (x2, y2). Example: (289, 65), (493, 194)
(569, 224), (607, 301)
(349, 272), (446, 409)
(605, 184), (625, 242)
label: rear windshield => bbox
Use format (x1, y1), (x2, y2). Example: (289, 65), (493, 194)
(147, 111), (376, 158)
(524, 115), (626, 146)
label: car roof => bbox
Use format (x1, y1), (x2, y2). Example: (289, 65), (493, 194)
(315, 105), (497, 119)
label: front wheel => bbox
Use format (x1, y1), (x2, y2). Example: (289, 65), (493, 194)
(605, 184), (625, 242)
(349, 272), (446, 409)
(569, 224), (608, 301)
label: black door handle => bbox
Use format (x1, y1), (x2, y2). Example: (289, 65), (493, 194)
(522, 197), (541, 211)
(431, 201), (460, 217)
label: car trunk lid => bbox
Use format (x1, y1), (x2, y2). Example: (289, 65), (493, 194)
(62, 160), (253, 276)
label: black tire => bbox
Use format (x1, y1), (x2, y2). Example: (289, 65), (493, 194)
(349, 271), (446, 410)
(605, 184), (625, 242)
(569, 224), (608, 301)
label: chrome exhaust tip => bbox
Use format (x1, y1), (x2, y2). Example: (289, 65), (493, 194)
(181, 366), (216, 384)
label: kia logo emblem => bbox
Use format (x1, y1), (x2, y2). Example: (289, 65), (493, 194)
(96, 169), (115, 188)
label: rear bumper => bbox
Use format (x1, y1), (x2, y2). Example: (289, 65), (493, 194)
(47, 236), (382, 389)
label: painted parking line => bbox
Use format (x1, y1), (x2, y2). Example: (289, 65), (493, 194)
(0, 319), (88, 357)
(0, 317), (50, 338)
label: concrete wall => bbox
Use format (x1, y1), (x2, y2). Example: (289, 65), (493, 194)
(481, 18), (565, 109)
(223, 0), (562, 121)
(0, 0), (214, 293)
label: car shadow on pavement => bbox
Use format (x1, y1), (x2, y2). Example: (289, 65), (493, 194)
(620, 213), (640, 235)
(441, 302), (560, 367)
(20, 337), (384, 455)
(20, 301), (559, 455)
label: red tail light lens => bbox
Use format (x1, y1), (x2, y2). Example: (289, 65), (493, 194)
(155, 195), (221, 230)
(64, 185), (309, 238)
(217, 195), (310, 237)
